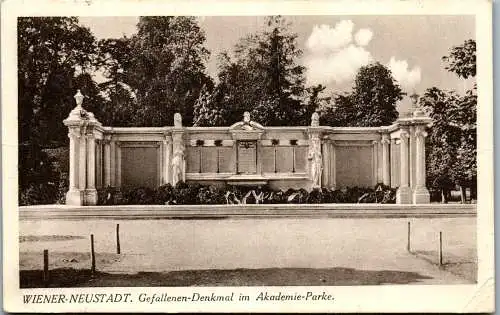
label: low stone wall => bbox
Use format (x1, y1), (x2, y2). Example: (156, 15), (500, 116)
(19, 204), (476, 220)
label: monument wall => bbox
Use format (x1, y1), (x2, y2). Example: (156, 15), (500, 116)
(63, 91), (432, 205)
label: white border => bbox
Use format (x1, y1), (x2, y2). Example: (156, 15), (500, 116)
(2, 0), (494, 312)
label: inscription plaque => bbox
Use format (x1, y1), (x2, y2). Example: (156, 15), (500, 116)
(237, 140), (257, 174)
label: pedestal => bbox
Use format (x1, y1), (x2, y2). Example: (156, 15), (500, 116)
(413, 186), (430, 204)
(65, 189), (83, 206)
(84, 189), (98, 205)
(396, 186), (412, 204)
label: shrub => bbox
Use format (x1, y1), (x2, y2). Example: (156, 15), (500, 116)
(156, 184), (174, 204)
(123, 187), (156, 205)
(20, 183), (58, 206)
(306, 188), (322, 203)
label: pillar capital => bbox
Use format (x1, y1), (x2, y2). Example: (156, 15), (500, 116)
(400, 130), (410, 141)
(415, 129), (428, 139)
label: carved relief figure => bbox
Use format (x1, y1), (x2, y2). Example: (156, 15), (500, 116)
(308, 136), (322, 188)
(171, 137), (185, 185)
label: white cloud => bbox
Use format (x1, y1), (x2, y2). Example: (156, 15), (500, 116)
(305, 20), (422, 89)
(387, 57), (422, 90)
(305, 20), (354, 53)
(354, 28), (373, 46)
(305, 44), (373, 85)
(305, 20), (373, 86)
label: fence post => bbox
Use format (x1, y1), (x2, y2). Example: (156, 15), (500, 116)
(439, 231), (443, 266)
(407, 221), (411, 252)
(90, 234), (96, 274)
(43, 249), (49, 287)
(116, 224), (121, 254)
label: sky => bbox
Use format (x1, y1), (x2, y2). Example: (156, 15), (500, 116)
(79, 15), (475, 113)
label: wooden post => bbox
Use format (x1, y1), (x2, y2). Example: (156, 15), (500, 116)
(116, 224), (121, 254)
(90, 234), (96, 274)
(407, 221), (411, 252)
(43, 249), (49, 286)
(439, 231), (443, 266)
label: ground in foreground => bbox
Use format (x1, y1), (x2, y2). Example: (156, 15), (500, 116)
(21, 266), (439, 288)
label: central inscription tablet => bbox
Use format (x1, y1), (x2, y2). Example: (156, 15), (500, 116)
(237, 140), (257, 174)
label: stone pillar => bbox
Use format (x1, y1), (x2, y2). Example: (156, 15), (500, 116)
(64, 90), (103, 205)
(372, 140), (378, 186)
(103, 137), (111, 187)
(110, 138), (116, 187)
(163, 134), (171, 185)
(413, 127), (430, 203)
(116, 141), (122, 187)
(409, 125), (416, 189)
(396, 130), (411, 204)
(85, 130), (98, 205)
(65, 127), (83, 205)
(381, 134), (391, 186)
(322, 140), (330, 187)
(330, 141), (336, 189)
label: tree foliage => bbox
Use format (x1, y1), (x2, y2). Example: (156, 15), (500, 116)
(321, 62), (403, 127)
(98, 17), (213, 127)
(423, 39), (477, 202)
(18, 17), (99, 146)
(193, 16), (308, 126)
(442, 39), (476, 79)
(18, 17), (99, 201)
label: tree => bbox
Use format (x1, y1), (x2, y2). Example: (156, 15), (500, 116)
(18, 17), (98, 146)
(420, 87), (460, 202)
(97, 37), (137, 126)
(18, 17), (99, 204)
(422, 39), (477, 203)
(442, 39), (476, 79)
(350, 62), (403, 126)
(194, 16), (308, 126)
(320, 62), (403, 127)
(123, 16), (212, 127)
(319, 92), (353, 127)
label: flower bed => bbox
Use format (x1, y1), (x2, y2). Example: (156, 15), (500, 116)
(97, 182), (396, 205)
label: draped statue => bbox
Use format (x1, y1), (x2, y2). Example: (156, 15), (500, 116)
(308, 136), (322, 188)
(171, 138), (185, 185)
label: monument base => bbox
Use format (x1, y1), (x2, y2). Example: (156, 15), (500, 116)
(65, 189), (83, 206)
(84, 189), (98, 206)
(396, 186), (412, 204)
(413, 186), (430, 204)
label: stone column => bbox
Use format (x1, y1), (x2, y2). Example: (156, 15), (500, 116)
(322, 140), (330, 187)
(65, 127), (83, 205)
(330, 141), (336, 189)
(396, 130), (411, 204)
(78, 130), (87, 193)
(372, 140), (378, 186)
(85, 129), (98, 205)
(116, 141), (122, 188)
(110, 138), (116, 187)
(413, 127), (430, 203)
(381, 134), (391, 186)
(163, 135), (171, 185)
(63, 90), (103, 205)
(409, 125), (416, 189)
(103, 137), (111, 187)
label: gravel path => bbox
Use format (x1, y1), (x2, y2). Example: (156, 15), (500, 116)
(20, 217), (476, 285)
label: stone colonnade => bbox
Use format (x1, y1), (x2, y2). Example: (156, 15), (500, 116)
(64, 91), (431, 205)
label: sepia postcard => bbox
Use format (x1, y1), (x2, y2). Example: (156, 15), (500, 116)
(2, 0), (494, 312)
